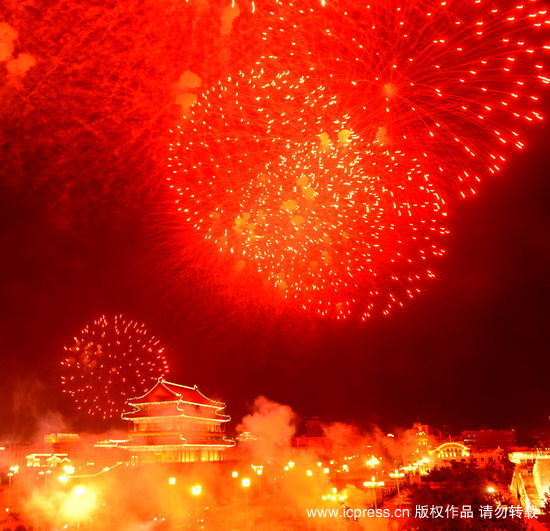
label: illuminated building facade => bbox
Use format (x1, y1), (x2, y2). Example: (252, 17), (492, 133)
(431, 442), (471, 461)
(510, 451), (550, 515)
(413, 423), (430, 456)
(25, 453), (71, 468)
(121, 378), (235, 464)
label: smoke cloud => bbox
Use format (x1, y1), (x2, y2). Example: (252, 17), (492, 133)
(6, 395), (431, 529)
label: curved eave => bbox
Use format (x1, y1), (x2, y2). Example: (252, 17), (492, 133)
(122, 441), (236, 451)
(126, 378), (225, 408)
(179, 435), (236, 447)
(176, 410), (231, 423)
(175, 399), (225, 409)
(190, 385), (226, 408)
(124, 377), (182, 404)
(176, 401), (230, 417)
(121, 412), (230, 423)
(168, 381), (226, 408)
(125, 399), (180, 408)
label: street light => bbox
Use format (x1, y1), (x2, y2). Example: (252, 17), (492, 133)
(363, 476), (385, 510)
(189, 484), (203, 531)
(68, 485), (95, 531)
(168, 477), (176, 486)
(366, 456), (381, 468)
(389, 469), (405, 497)
(231, 470), (239, 478)
(241, 477), (251, 531)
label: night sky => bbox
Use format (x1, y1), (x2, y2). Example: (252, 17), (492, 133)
(2, 0), (550, 438)
(1, 114), (548, 440)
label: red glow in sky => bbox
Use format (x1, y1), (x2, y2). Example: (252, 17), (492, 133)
(169, 0), (548, 318)
(169, 69), (448, 318)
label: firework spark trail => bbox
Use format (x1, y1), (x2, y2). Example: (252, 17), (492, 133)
(169, 0), (548, 318)
(259, 0), (549, 197)
(60, 315), (169, 420)
(1, 0), (548, 320)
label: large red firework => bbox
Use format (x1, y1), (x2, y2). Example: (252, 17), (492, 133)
(168, 0), (548, 318)
(169, 69), (448, 318)
(259, 0), (549, 198)
(60, 315), (169, 420)
(3, 0), (547, 320)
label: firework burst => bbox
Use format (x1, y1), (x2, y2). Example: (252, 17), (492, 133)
(169, 69), (448, 319)
(167, 0), (548, 318)
(60, 315), (169, 420)
(259, 0), (549, 197)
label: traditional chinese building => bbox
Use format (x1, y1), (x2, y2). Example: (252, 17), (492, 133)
(121, 378), (235, 464)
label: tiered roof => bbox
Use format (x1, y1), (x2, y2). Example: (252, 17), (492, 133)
(122, 378), (230, 422)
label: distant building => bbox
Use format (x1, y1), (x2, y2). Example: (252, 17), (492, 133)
(237, 431), (260, 442)
(509, 450), (550, 515)
(533, 458), (550, 511)
(44, 433), (80, 447)
(293, 417), (332, 451)
(413, 423), (430, 453)
(120, 378), (235, 464)
(42, 433), (82, 457)
(461, 429), (516, 450)
(26, 453), (71, 468)
(469, 447), (507, 469)
(431, 442), (471, 462)
(410, 423), (432, 461)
